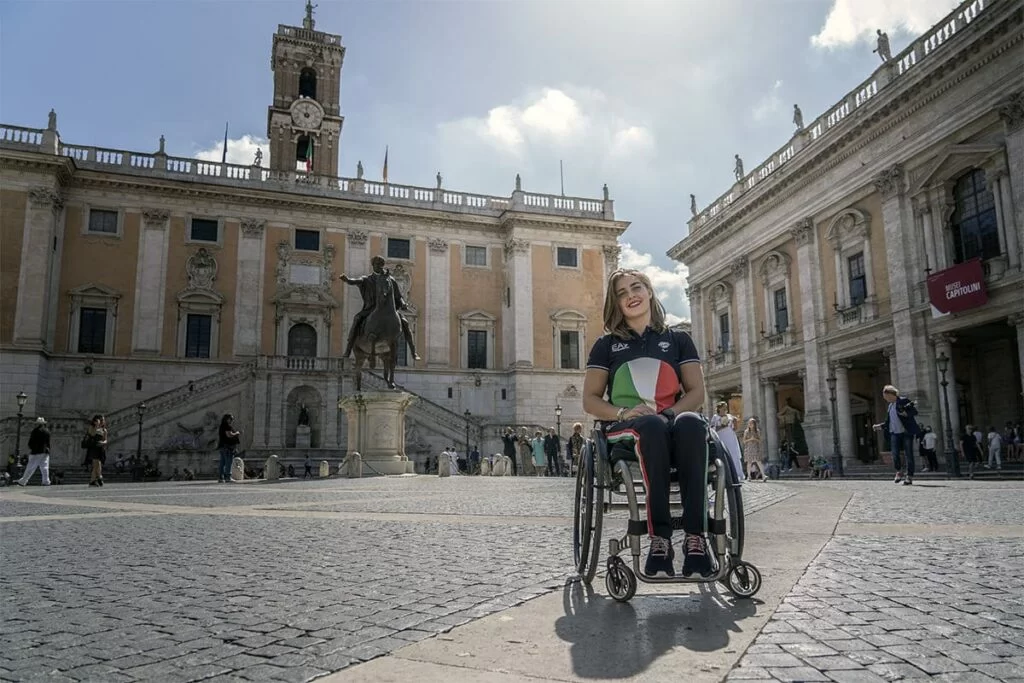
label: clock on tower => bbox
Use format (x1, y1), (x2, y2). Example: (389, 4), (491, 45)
(266, 2), (345, 177)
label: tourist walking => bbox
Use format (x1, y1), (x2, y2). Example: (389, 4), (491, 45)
(501, 427), (519, 476)
(543, 428), (562, 477)
(83, 414), (108, 487)
(217, 414), (240, 483)
(303, 454), (313, 478)
(986, 426), (1002, 470)
(530, 430), (546, 476)
(569, 422), (585, 475)
(873, 385), (920, 486)
(920, 426), (939, 472)
(518, 427), (533, 475)
(17, 417), (51, 487)
(960, 425), (982, 479)
(711, 402), (744, 481)
(742, 418), (766, 481)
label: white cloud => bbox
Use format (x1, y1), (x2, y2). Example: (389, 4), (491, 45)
(619, 241), (690, 323)
(195, 134), (269, 166)
(812, 0), (954, 48)
(751, 79), (784, 123)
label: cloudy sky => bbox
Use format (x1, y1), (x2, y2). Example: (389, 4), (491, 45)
(1, 0), (956, 322)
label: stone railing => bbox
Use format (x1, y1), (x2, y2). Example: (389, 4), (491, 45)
(261, 355), (345, 373)
(105, 360), (257, 434)
(688, 0), (992, 234)
(1, 129), (611, 221)
(277, 24), (341, 46)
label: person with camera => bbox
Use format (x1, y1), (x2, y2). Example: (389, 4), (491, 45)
(873, 385), (921, 486)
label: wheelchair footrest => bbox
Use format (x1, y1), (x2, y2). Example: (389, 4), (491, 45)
(627, 519), (647, 536)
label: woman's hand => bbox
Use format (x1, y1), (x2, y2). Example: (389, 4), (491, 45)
(625, 404), (656, 420)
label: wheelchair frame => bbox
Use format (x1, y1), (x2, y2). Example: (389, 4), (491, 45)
(573, 423), (762, 602)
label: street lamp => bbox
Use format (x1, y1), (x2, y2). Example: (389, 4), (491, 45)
(14, 391), (27, 460)
(135, 402), (147, 481)
(464, 409), (471, 463)
(936, 353), (960, 477)
(555, 404), (562, 439)
(826, 374), (843, 476)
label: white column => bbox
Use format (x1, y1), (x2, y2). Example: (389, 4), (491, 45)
(833, 250), (845, 308)
(833, 361), (855, 466)
(998, 96), (1024, 267)
(131, 209), (171, 354)
(762, 378), (778, 466)
(14, 188), (63, 348)
(988, 169), (1011, 262)
(917, 203), (937, 272)
(234, 219), (266, 356)
(1011, 314), (1024, 405)
(996, 173), (1020, 269)
(931, 334), (961, 462)
(426, 238), (451, 366)
(344, 230), (369, 356)
(732, 257), (758, 421)
(688, 289), (704, 357)
(861, 237), (875, 299)
(792, 219), (828, 456)
(504, 238), (533, 367)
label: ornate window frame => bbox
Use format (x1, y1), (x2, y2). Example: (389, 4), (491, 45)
(550, 309), (587, 370)
(68, 283), (120, 355)
(825, 208), (878, 328)
(82, 204), (123, 239)
(176, 289), (224, 359)
(757, 251), (793, 350)
(707, 280), (733, 355)
(458, 309), (497, 369)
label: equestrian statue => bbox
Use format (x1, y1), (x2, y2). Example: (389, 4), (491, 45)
(339, 256), (420, 391)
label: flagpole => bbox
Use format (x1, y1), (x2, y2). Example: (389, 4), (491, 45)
(222, 122), (228, 164)
(560, 160), (565, 197)
(383, 145), (389, 185)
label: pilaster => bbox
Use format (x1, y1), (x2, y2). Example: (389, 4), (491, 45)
(792, 218), (827, 455)
(831, 360), (856, 467)
(504, 238), (534, 368)
(426, 238), (451, 367)
(14, 188), (64, 349)
(761, 378), (779, 466)
(998, 92), (1024, 247)
(344, 230), (369, 356)
(131, 209), (171, 355)
(930, 333), (961, 461)
(731, 256), (758, 422)
(234, 218), (266, 356)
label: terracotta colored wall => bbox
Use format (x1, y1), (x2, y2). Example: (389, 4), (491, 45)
(0, 189), (26, 343)
(449, 243), (503, 367)
(531, 245), (605, 369)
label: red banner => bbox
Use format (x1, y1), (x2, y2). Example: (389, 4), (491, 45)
(927, 258), (988, 317)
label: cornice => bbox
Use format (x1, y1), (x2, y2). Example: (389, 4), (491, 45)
(0, 150), (76, 186)
(670, 7), (1022, 263)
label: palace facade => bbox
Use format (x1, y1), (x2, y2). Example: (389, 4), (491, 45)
(670, 0), (1023, 468)
(0, 10), (627, 470)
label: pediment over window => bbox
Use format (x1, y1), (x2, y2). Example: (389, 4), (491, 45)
(911, 144), (1002, 194)
(177, 288), (224, 306)
(758, 251), (792, 284)
(458, 309), (497, 324)
(708, 280), (732, 306)
(825, 208), (870, 247)
(550, 309), (587, 324)
(273, 286), (339, 309)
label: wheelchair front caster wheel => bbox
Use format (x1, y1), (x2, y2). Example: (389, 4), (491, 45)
(605, 559), (637, 603)
(726, 561), (762, 599)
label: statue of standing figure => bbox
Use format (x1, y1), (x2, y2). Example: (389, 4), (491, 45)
(793, 104), (804, 130)
(690, 194), (697, 217)
(436, 171), (443, 189)
(47, 109), (57, 131)
(873, 29), (892, 62)
(298, 403), (310, 426)
(253, 148), (263, 167)
(734, 154), (745, 181)
(356, 160), (364, 179)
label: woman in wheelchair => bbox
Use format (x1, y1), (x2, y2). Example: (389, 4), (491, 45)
(582, 268), (714, 580)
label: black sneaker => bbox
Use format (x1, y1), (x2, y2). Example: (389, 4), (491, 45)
(97, 479), (103, 487)
(893, 472), (903, 484)
(644, 536), (675, 578)
(681, 534), (718, 579)
(902, 478), (913, 486)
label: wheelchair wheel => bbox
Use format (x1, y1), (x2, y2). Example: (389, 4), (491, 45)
(573, 440), (603, 584)
(712, 437), (745, 560)
(726, 561), (762, 599)
(605, 557), (636, 603)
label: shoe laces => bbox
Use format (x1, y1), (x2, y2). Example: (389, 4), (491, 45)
(685, 534), (705, 555)
(649, 536), (671, 558)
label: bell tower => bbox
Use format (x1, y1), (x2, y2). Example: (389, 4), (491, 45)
(267, 1), (345, 177)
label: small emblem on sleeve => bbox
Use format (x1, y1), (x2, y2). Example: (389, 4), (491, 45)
(611, 342), (630, 353)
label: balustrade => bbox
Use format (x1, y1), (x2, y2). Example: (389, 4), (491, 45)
(0, 125), (42, 146)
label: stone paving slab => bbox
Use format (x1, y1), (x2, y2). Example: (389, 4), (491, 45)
(727, 535), (1024, 682)
(824, 480), (1024, 526)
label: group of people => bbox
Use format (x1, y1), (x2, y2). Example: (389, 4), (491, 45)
(497, 425), (586, 477)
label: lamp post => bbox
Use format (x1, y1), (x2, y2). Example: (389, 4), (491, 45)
(14, 391), (27, 460)
(135, 402), (147, 481)
(464, 409), (471, 462)
(555, 404), (562, 439)
(826, 374), (843, 476)
(936, 353), (960, 477)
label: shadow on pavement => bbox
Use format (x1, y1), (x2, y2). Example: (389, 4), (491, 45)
(554, 578), (760, 679)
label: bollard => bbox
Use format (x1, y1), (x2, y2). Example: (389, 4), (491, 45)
(319, 460), (330, 478)
(264, 454), (280, 481)
(230, 456), (245, 482)
(343, 451), (363, 478)
(503, 455), (513, 476)
(480, 458), (492, 476)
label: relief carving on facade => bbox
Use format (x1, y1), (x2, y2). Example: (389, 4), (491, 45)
(602, 244), (621, 270)
(142, 208), (170, 226)
(347, 230), (368, 246)
(998, 91), (1024, 132)
(758, 251), (792, 285)
(28, 187), (64, 212)
(789, 218), (814, 246)
(729, 255), (749, 279)
(428, 237), (449, 253)
(873, 164), (905, 199)
(504, 238), (530, 259)
(240, 218), (266, 237)
(186, 248), (218, 291)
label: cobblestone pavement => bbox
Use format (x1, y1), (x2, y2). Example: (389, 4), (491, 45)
(0, 477), (792, 683)
(728, 481), (1024, 683)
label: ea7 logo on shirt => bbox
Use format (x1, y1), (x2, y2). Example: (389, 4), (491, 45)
(658, 341), (671, 352)
(611, 342), (630, 353)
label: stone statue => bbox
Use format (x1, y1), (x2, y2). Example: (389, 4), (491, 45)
(734, 154), (745, 181)
(777, 397), (802, 444)
(340, 256), (419, 389)
(158, 135), (166, 155)
(356, 160), (364, 179)
(602, 184), (609, 201)
(873, 29), (892, 62)
(304, 0), (317, 30)
(436, 171), (443, 189)
(47, 109), (57, 131)
(690, 194), (697, 217)
(298, 403), (310, 426)
(515, 173), (522, 192)
(793, 104), (804, 130)
(254, 148), (263, 167)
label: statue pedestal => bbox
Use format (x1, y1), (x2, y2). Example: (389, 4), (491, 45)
(295, 425), (312, 449)
(338, 391), (416, 475)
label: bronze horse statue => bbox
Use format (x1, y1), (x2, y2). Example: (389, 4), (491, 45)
(351, 272), (401, 391)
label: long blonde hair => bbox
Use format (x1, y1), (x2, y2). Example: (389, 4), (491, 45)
(602, 269), (668, 340)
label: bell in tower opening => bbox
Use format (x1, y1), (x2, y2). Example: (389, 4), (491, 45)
(267, 1), (345, 178)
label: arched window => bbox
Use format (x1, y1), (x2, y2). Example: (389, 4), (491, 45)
(287, 323), (317, 357)
(299, 68), (317, 99)
(952, 169), (999, 263)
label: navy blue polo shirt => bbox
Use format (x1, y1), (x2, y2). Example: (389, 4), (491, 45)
(586, 327), (700, 411)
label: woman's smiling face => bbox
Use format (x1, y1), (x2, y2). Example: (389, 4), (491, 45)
(614, 274), (651, 322)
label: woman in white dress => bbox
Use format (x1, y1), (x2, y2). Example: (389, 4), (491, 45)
(711, 402), (744, 481)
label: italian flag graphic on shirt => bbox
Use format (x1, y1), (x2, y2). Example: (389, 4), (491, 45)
(609, 357), (680, 412)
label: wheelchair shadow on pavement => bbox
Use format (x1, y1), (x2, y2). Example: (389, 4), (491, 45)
(554, 578), (760, 679)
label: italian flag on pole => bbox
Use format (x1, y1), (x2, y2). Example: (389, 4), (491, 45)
(304, 139), (314, 173)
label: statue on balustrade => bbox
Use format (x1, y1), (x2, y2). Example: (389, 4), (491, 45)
(793, 104), (804, 130)
(436, 171), (443, 189)
(48, 109), (57, 131)
(356, 160), (364, 179)
(733, 154), (745, 181)
(690, 194), (697, 217)
(340, 256), (419, 390)
(873, 29), (892, 62)
(253, 148), (263, 167)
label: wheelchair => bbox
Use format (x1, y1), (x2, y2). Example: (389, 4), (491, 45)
(572, 420), (762, 603)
